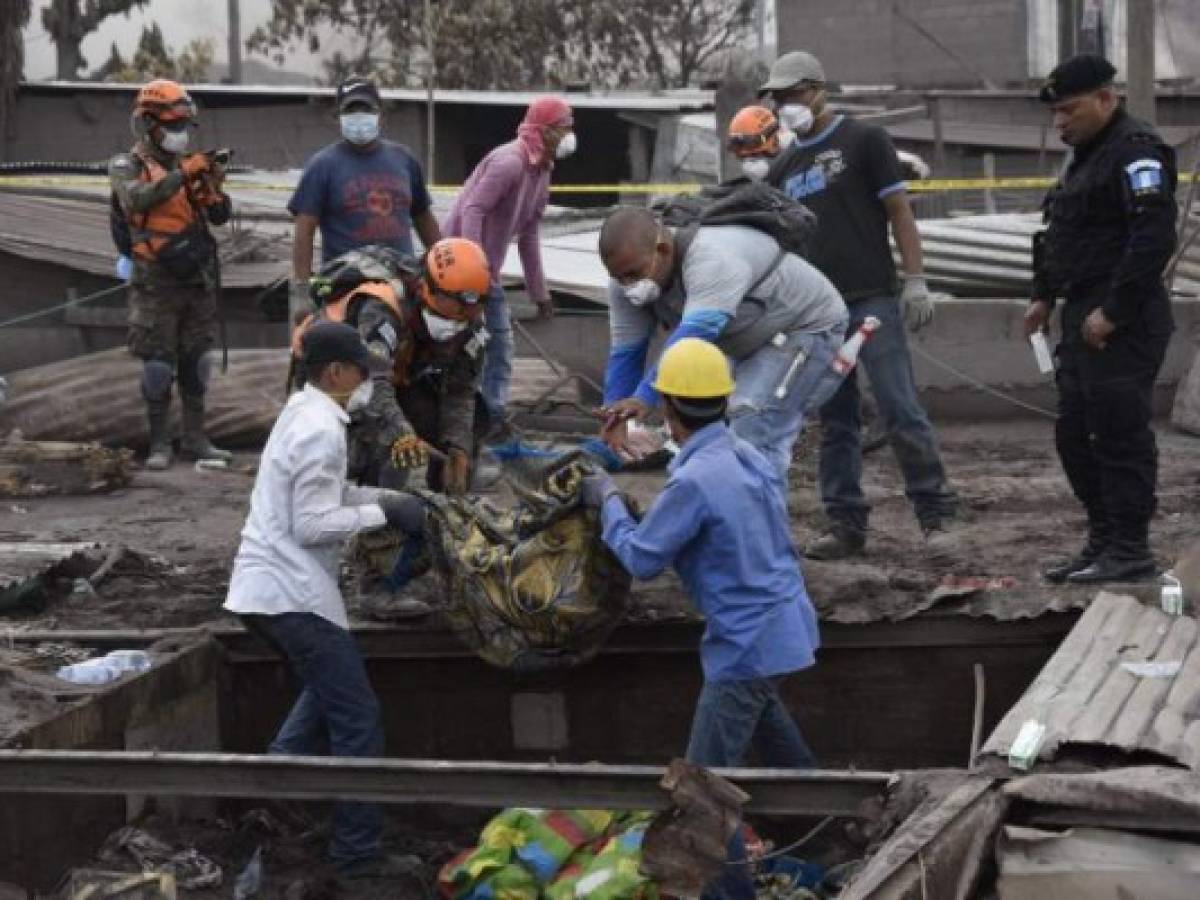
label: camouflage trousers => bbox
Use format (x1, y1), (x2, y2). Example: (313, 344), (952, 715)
(126, 281), (217, 362)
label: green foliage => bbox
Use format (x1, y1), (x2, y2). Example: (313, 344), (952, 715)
(95, 25), (216, 83)
(41, 0), (151, 78)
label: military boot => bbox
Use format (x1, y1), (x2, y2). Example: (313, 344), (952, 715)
(145, 401), (173, 471)
(1068, 520), (1156, 584)
(1044, 513), (1110, 583)
(179, 394), (233, 463)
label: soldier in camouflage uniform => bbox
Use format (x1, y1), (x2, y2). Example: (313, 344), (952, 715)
(291, 238), (492, 496)
(109, 79), (232, 470)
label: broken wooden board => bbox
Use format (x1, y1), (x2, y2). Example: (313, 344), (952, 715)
(0, 439), (133, 497)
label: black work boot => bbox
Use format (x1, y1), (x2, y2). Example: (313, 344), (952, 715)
(1068, 522), (1156, 584)
(145, 401), (173, 471)
(179, 394), (233, 463)
(1044, 515), (1110, 583)
(806, 523), (867, 560)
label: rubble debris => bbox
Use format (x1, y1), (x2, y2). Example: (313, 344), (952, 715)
(1171, 347), (1200, 437)
(641, 759), (750, 896)
(0, 540), (100, 615)
(0, 438), (133, 497)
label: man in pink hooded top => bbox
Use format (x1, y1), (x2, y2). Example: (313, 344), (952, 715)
(443, 96), (575, 435)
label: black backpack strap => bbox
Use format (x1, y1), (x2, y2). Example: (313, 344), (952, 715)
(747, 248), (787, 299)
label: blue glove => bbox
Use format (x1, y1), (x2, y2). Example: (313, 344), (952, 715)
(580, 471), (618, 508)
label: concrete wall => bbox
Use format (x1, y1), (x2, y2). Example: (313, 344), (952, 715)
(911, 297), (1200, 419)
(776, 0), (1029, 88)
(4, 87), (634, 198)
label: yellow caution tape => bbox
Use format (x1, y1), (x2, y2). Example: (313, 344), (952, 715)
(0, 174), (1193, 193)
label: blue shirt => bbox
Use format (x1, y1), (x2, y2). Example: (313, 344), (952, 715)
(288, 140), (432, 262)
(599, 423), (820, 682)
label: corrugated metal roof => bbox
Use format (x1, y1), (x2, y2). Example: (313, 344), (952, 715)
(0, 192), (292, 289)
(982, 591), (1200, 770)
(22, 81), (715, 112)
(889, 119), (1199, 151)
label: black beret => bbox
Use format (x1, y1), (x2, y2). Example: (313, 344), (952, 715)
(1039, 54), (1117, 103)
(302, 322), (372, 372)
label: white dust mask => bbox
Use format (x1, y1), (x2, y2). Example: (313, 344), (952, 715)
(624, 279), (661, 307)
(777, 104), (814, 135)
(160, 128), (190, 153)
(555, 132), (578, 159)
(422, 309), (469, 342)
(345, 380), (374, 413)
(340, 112), (380, 145)
(741, 158), (771, 181)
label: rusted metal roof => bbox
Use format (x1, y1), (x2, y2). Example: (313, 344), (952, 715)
(982, 590), (1200, 770)
(0, 192), (291, 289)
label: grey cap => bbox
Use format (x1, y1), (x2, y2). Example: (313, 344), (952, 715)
(760, 51), (826, 92)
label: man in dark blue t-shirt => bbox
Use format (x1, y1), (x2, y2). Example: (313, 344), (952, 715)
(288, 76), (441, 321)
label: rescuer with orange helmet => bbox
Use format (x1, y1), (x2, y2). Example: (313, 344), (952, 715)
(291, 238), (492, 495)
(108, 79), (233, 470)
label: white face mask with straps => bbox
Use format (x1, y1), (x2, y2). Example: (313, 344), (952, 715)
(160, 128), (190, 154)
(624, 279), (661, 306)
(422, 309), (469, 342)
(741, 158), (771, 181)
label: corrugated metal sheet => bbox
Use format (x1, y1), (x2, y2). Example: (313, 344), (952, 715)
(982, 591), (1200, 770)
(0, 192), (291, 288)
(0, 348), (578, 448)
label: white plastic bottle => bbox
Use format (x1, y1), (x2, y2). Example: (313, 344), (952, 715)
(830, 316), (882, 376)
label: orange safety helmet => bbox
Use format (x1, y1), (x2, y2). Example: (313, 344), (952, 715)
(727, 105), (781, 158)
(419, 238), (491, 322)
(134, 79), (197, 124)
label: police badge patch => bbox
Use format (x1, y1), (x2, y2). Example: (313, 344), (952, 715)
(1125, 159), (1164, 196)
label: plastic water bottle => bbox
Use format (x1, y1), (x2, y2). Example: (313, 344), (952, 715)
(104, 650), (152, 675)
(56, 659), (120, 685)
(830, 317), (881, 376)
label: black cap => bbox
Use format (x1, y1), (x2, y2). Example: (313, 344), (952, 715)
(1039, 54), (1117, 103)
(336, 76), (381, 112)
(302, 322), (372, 373)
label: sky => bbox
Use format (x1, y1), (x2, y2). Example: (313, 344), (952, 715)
(21, 0), (332, 81)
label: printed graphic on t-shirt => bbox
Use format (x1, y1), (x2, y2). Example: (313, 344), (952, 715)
(341, 173), (412, 245)
(783, 149), (846, 200)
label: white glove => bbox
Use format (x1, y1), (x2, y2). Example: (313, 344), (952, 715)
(900, 276), (934, 332)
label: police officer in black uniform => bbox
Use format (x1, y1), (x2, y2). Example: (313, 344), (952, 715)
(1026, 54), (1178, 584)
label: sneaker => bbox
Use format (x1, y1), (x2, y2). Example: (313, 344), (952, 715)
(922, 523), (963, 563)
(145, 443), (172, 471)
(806, 527), (866, 560)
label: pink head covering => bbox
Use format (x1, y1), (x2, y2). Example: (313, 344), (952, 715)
(517, 96), (574, 167)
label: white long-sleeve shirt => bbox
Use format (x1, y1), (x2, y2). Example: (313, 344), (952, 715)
(224, 384), (386, 628)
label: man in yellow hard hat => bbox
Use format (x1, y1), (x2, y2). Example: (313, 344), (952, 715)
(583, 337), (820, 892)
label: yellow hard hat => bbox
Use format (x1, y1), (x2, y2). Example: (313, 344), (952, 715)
(652, 338), (735, 398)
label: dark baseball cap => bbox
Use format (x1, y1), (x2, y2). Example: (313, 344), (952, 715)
(336, 76), (381, 112)
(1039, 54), (1117, 103)
(302, 322), (372, 374)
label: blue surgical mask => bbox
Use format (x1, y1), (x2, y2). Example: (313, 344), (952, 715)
(340, 112), (380, 145)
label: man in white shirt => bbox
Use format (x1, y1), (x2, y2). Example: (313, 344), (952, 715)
(225, 322), (425, 880)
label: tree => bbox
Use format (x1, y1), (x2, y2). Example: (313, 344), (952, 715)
(1, 0), (32, 158)
(42, 0), (151, 80)
(246, 0), (752, 90)
(99, 26), (217, 83)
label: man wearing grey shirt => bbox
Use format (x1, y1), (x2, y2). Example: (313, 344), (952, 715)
(225, 322), (426, 883)
(598, 206), (848, 482)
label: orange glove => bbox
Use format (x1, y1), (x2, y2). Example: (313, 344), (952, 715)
(180, 153), (210, 179)
(390, 433), (429, 470)
(445, 448), (471, 496)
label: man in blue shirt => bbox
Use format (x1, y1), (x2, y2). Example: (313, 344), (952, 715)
(288, 76), (442, 321)
(583, 338), (819, 769)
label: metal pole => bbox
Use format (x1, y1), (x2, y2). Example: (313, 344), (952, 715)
(1126, 0), (1156, 124)
(0, 751), (896, 817)
(425, 0), (436, 184)
(227, 0), (242, 85)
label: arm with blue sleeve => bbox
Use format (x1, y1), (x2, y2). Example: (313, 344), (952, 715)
(630, 237), (753, 407)
(603, 280), (656, 404)
(598, 475), (706, 581)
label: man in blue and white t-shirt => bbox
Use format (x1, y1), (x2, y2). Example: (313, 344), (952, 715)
(288, 76), (442, 321)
